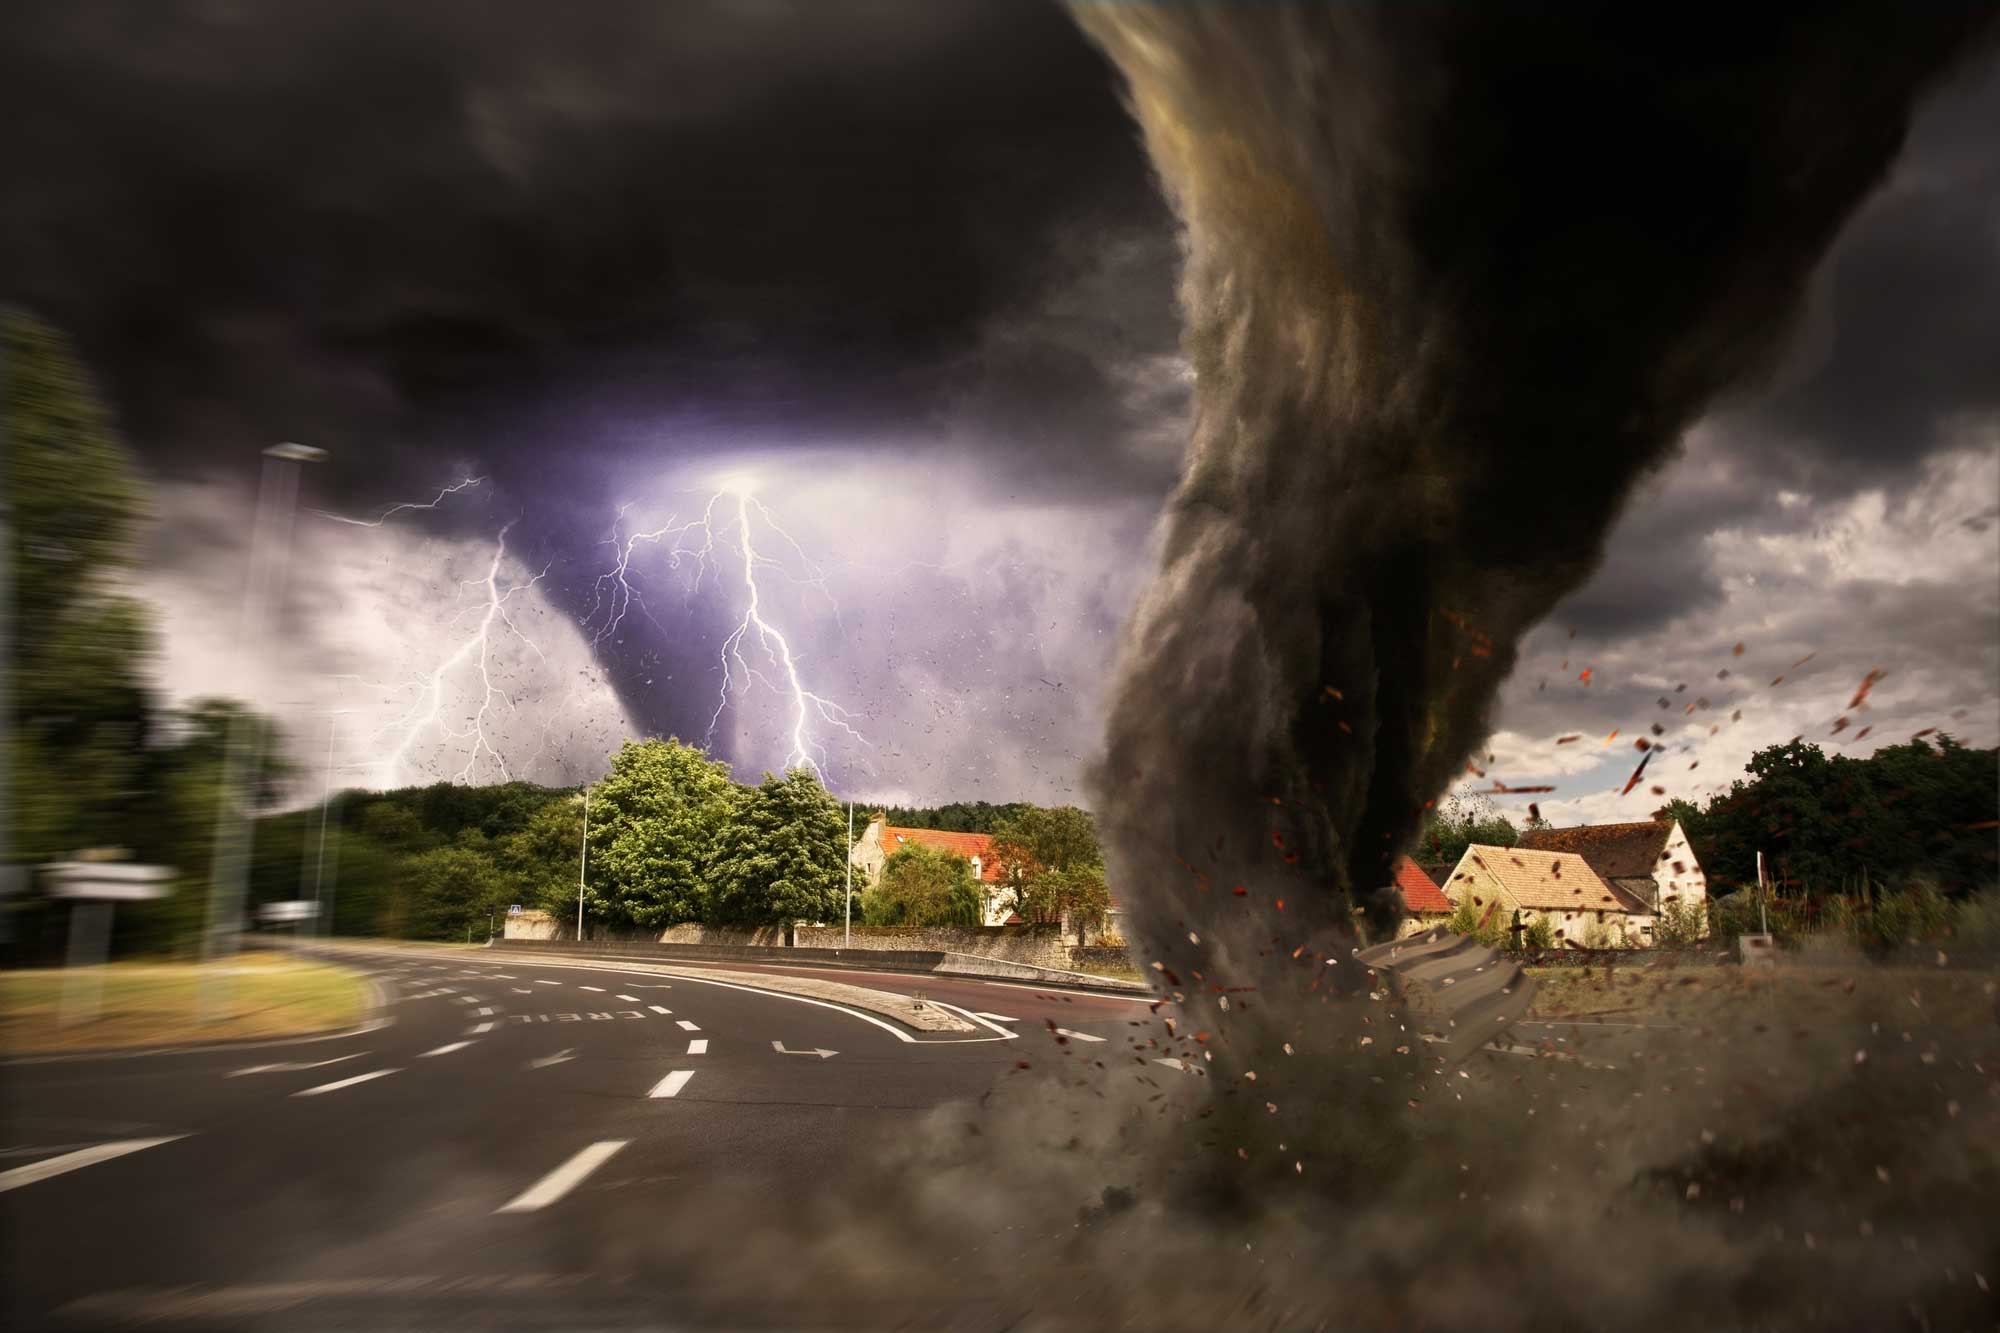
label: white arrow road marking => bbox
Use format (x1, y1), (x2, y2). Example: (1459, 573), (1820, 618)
(648, 1005), (672, 1015)
(615, 994), (640, 1002)
(495, 1140), (628, 1214)
(971, 1012), (1019, 1023)
(527, 1049), (575, 1069)
(648, 1070), (696, 1098)
(420, 1042), (471, 1058)
(294, 1068), (401, 1097)
(227, 1052), (365, 1077)
(468, 1022), (496, 1035)
(1054, 1028), (1106, 1043)
(686, 1039), (708, 1055)
(0, 1137), (188, 1194)
(770, 1041), (837, 1059)
(675, 1020), (700, 1032)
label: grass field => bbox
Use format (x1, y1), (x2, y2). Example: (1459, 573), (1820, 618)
(0, 954), (372, 1055)
(1524, 956), (1998, 1026)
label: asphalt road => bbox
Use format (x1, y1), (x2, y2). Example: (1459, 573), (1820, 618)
(0, 946), (1161, 1330)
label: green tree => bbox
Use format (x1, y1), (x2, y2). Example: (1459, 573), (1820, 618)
(707, 768), (848, 926)
(397, 845), (505, 941)
(1414, 793), (1518, 869)
(496, 793), (587, 919)
(5, 309), (155, 865)
(587, 738), (735, 928)
(864, 841), (983, 926)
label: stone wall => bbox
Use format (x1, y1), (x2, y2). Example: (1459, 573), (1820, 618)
(657, 924), (790, 948)
(503, 909), (558, 941)
(794, 923), (1073, 971)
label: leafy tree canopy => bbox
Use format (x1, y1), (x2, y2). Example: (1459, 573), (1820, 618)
(587, 737), (737, 928)
(708, 768), (848, 926)
(864, 840), (983, 927)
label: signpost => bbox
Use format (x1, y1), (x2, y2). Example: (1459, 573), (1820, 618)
(43, 860), (175, 1027)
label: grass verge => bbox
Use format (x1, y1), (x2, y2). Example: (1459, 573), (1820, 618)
(0, 954), (372, 1055)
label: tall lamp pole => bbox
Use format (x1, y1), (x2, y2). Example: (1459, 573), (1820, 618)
(576, 789), (589, 942)
(202, 444), (324, 1014)
(311, 710), (348, 938)
(843, 802), (853, 949)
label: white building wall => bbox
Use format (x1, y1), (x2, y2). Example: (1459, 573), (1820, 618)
(1651, 821), (1708, 908)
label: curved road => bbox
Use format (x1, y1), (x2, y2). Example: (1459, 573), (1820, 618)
(0, 947), (1159, 1329)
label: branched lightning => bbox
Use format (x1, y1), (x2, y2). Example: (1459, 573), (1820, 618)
(312, 476), (488, 527)
(372, 520), (553, 786)
(584, 481), (866, 780)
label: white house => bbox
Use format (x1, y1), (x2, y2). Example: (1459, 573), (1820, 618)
(1515, 818), (1708, 917)
(1439, 844), (1657, 949)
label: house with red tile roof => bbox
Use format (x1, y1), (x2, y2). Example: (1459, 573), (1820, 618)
(849, 814), (1015, 926)
(1393, 857), (1454, 937)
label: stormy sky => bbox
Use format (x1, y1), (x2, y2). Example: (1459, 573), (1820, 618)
(4, 0), (1994, 816)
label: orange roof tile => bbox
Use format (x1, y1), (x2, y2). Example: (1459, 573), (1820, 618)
(1395, 856), (1453, 914)
(882, 826), (1005, 882)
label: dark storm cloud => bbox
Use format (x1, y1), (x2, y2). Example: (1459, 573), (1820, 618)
(1, 0), (1182, 754)
(0, 0), (1168, 511)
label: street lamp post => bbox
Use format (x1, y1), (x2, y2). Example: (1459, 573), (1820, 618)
(201, 443), (325, 1018)
(576, 789), (589, 942)
(311, 710), (348, 938)
(844, 802), (853, 949)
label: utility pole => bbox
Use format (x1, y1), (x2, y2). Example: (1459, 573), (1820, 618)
(843, 802), (853, 949)
(576, 789), (589, 942)
(310, 711), (342, 937)
(201, 443), (324, 1021)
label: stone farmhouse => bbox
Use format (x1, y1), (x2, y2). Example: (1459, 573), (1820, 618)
(1393, 856), (1455, 937)
(1440, 844), (1657, 948)
(1514, 818), (1708, 916)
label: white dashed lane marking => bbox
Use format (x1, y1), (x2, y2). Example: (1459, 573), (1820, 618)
(1054, 1029), (1106, 1043)
(475, 1007), (496, 1016)
(0, 1137), (188, 1194)
(686, 1039), (708, 1055)
(648, 1071), (696, 1099)
(578, 986), (605, 993)
(420, 1042), (471, 1058)
(675, 1020), (700, 1032)
(495, 1140), (628, 1214)
(615, 994), (640, 1002)
(648, 1005), (672, 1015)
(971, 1012), (1019, 1023)
(294, 1069), (401, 1097)
(534, 980), (561, 986)
(468, 1022), (496, 1035)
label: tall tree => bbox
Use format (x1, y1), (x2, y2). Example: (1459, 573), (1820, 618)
(1413, 794), (1518, 868)
(586, 738), (735, 928)
(863, 840), (983, 927)
(707, 768), (848, 926)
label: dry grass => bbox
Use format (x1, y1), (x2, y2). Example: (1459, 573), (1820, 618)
(0, 954), (371, 1054)
(1525, 956), (1997, 1027)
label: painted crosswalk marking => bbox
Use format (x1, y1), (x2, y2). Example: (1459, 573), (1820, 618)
(0, 1137), (188, 1194)
(294, 1068), (401, 1097)
(495, 1140), (629, 1213)
(648, 1070), (696, 1098)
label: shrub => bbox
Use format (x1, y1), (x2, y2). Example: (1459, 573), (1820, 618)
(1654, 898), (1708, 948)
(1522, 915), (1556, 951)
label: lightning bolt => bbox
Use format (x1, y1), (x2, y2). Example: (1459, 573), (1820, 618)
(311, 476), (488, 527)
(372, 520), (552, 786)
(585, 480), (866, 781)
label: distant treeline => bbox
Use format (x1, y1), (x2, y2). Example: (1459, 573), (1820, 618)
(875, 801), (1036, 834)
